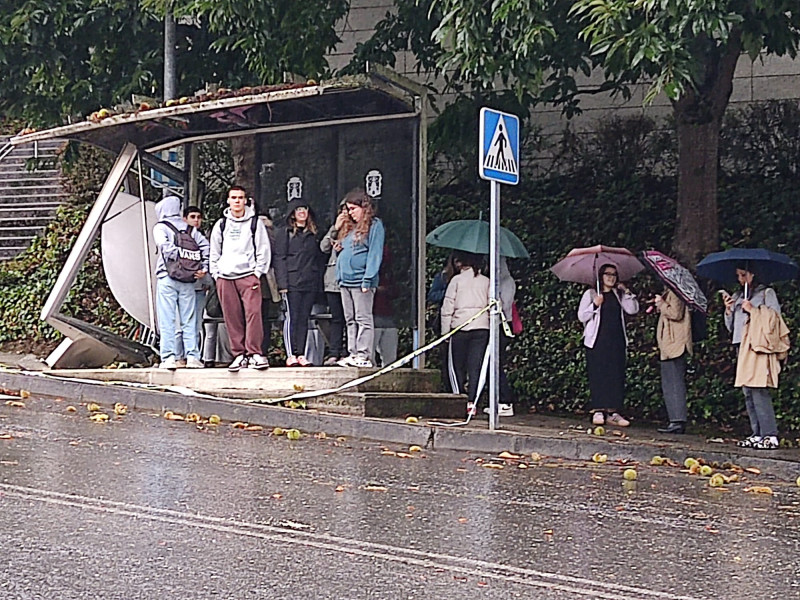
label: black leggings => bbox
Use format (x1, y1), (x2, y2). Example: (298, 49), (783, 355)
(448, 329), (490, 404)
(285, 290), (317, 357)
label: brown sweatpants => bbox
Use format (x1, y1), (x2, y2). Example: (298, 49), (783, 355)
(217, 275), (264, 356)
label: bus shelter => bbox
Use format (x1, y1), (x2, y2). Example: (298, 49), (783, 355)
(11, 68), (428, 369)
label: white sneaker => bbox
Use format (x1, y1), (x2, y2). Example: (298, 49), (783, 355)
(248, 353), (270, 370)
(159, 356), (178, 370)
(483, 404), (515, 417)
(592, 412), (605, 425)
(228, 355), (248, 372)
(498, 403), (514, 417)
(350, 357), (373, 368)
(336, 356), (357, 367)
(186, 357), (204, 369)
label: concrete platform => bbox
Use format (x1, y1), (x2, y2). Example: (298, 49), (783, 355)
(48, 366), (467, 418)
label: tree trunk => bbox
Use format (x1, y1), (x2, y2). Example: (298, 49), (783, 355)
(672, 117), (721, 265)
(671, 32), (742, 267)
(230, 135), (257, 196)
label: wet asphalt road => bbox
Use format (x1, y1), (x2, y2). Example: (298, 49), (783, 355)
(1, 398), (799, 600)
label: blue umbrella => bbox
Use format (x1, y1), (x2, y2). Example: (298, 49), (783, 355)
(696, 248), (798, 285)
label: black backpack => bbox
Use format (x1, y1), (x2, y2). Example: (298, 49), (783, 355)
(160, 221), (203, 283)
(690, 308), (707, 343)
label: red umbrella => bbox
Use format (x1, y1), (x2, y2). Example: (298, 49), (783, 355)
(550, 245), (644, 286)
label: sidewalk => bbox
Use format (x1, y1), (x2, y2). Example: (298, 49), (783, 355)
(1, 352), (799, 481)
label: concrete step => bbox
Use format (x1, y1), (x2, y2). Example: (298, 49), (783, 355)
(0, 245), (30, 259)
(0, 216), (55, 227)
(0, 235), (42, 248)
(0, 225), (47, 236)
(0, 177), (63, 186)
(0, 192), (69, 202)
(0, 207), (58, 219)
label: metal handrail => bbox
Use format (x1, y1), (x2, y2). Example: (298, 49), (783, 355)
(0, 141), (13, 163)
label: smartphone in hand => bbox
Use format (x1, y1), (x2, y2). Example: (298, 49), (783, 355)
(719, 289), (732, 303)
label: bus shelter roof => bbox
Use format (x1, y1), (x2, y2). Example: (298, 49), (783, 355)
(10, 73), (421, 153)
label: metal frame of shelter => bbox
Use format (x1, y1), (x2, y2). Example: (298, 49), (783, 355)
(10, 68), (428, 368)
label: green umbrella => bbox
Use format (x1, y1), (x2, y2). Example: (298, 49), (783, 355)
(426, 219), (529, 258)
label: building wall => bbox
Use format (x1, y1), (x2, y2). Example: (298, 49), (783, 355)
(327, 1), (800, 142)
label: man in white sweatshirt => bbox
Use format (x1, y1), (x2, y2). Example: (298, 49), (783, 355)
(209, 186), (271, 371)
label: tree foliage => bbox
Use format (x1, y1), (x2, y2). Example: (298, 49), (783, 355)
(0, 0), (349, 127)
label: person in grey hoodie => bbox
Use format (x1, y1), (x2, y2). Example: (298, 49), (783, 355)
(153, 195), (209, 370)
(209, 186), (271, 371)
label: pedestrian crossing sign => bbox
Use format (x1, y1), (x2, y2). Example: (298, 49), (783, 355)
(479, 108), (520, 185)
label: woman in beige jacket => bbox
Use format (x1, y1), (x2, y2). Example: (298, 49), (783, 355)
(654, 289), (692, 434)
(441, 251), (490, 411)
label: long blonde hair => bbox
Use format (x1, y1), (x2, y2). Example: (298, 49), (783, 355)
(342, 188), (375, 244)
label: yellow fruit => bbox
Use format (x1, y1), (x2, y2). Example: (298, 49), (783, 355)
(623, 469), (637, 481)
(409, 445), (422, 453)
(684, 457), (699, 469)
(87, 403), (101, 412)
(650, 456), (665, 466)
(185, 413), (201, 423)
(89, 413), (109, 422)
(293, 383), (305, 391)
(208, 415), (221, 425)
(796, 476), (800, 487)
(405, 416), (419, 424)
(113, 403), (127, 415)
(700, 465), (713, 477)
(97, 108), (111, 118)
(592, 453), (607, 464)
(66, 406), (77, 412)
(272, 427), (285, 436)
(593, 426), (605, 436)
(709, 474), (725, 488)
(286, 429), (301, 440)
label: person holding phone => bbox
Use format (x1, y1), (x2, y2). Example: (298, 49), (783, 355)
(654, 289), (692, 434)
(723, 266), (783, 449)
(578, 264), (639, 427)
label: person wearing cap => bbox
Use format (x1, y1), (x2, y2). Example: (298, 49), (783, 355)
(274, 198), (324, 366)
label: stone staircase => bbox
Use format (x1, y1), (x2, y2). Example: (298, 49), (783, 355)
(0, 138), (68, 261)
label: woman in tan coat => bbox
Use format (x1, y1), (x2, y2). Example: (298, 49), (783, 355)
(654, 289), (692, 434)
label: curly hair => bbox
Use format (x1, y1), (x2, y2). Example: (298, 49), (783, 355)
(342, 188), (375, 244)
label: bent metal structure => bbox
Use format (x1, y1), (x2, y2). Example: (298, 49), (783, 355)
(10, 69), (428, 369)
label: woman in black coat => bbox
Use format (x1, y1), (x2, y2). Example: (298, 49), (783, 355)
(274, 199), (324, 366)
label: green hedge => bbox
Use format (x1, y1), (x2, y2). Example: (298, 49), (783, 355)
(427, 101), (800, 434)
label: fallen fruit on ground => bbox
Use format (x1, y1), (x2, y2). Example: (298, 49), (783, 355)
(623, 469), (637, 481)
(286, 429), (301, 440)
(89, 413), (109, 422)
(185, 413), (201, 423)
(684, 457), (699, 469)
(405, 416), (419, 424)
(700, 465), (713, 477)
(796, 476), (800, 487)
(113, 403), (127, 415)
(592, 453), (608, 464)
(19, 390), (31, 399)
(409, 445), (422, 452)
(5, 401), (25, 408)
(650, 456), (665, 466)
(593, 426), (605, 436)
(709, 474), (725, 487)
(87, 403), (101, 412)
(272, 427), (285, 436)
(689, 463), (702, 475)
(208, 415), (221, 425)
(66, 406), (77, 412)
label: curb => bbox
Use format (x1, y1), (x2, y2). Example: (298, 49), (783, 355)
(2, 370), (799, 481)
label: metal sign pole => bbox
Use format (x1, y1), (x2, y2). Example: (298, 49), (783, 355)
(488, 181), (501, 431)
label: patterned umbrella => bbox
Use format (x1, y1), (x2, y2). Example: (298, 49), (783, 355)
(640, 250), (708, 314)
(550, 245), (643, 286)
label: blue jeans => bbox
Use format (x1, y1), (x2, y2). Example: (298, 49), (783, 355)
(175, 289), (206, 359)
(157, 277), (200, 361)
